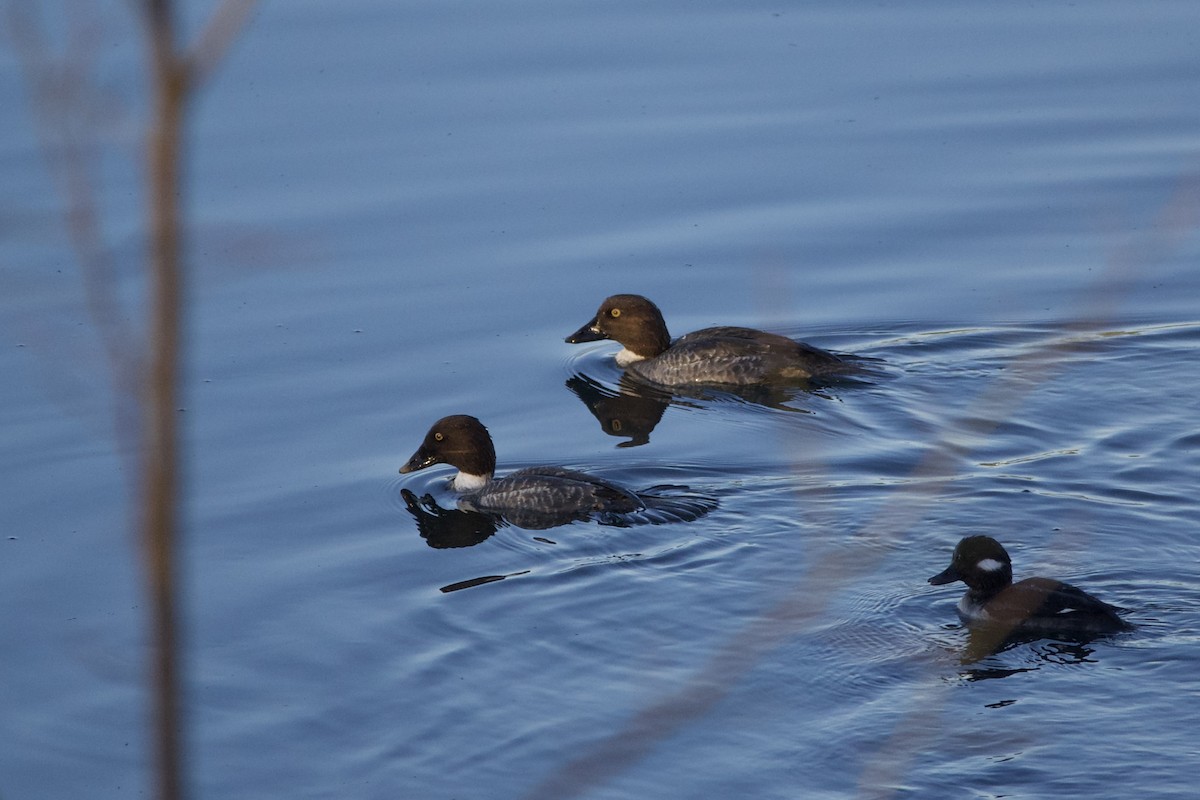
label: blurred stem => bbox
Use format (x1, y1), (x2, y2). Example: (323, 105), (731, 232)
(142, 3), (189, 799)
(10, 2), (258, 798)
(140, 3), (258, 796)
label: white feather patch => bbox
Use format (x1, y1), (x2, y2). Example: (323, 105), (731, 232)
(958, 596), (988, 622)
(615, 347), (645, 366)
(977, 557), (1005, 572)
(451, 472), (489, 492)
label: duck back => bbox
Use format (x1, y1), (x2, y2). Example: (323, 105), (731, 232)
(628, 326), (844, 386)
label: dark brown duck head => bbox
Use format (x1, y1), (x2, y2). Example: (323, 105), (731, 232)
(399, 414), (497, 481)
(928, 535), (1014, 594)
(565, 294), (672, 361)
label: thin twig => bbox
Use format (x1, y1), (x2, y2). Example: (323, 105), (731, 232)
(9, 3), (259, 799)
(188, 0), (260, 87)
(6, 3), (143, 397)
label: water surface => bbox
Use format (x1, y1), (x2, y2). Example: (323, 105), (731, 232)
(1, 1), (1198, 798)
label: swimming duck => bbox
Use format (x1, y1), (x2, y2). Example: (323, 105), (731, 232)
(565, 293), (854, 387)
(928, 535), (1131, 635)
(399, 414), (715, 528)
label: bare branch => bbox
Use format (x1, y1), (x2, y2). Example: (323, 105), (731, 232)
(6, 3), (143, 398)
(11, 4), (259, 800)
(189, 0), (259, 87)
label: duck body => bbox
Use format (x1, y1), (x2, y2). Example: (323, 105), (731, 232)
(929, 535), (1131, 636)
(460, 465), (645, 518)
(399, 414), (715, 528)
(629, 325), (845, 385)
(566, 294), (850, 387)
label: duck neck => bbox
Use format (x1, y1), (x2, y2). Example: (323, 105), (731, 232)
(451, 471), (491, 492)
(623, 322), (671, 361)
(615, 347), (646, 366)
(967, 568), (1012, 601)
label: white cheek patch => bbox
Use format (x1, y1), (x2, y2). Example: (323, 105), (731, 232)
(976, 558), (1005, 572)
(451, 472), (489, 492)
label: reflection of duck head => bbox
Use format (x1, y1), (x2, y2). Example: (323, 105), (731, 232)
(565, 374), (669, 447)
(401, 488), (499, 549)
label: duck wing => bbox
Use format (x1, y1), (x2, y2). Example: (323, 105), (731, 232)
(999, 578), (1130, 632)
(1022, 577), (1125, 615)
(471, 468), (718, 529)
(632, 326), (843, 385)
(476, 467), (645, 515)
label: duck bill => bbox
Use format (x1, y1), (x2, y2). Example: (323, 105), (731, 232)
(399, 448), (438, 474)
(565, 317), (608, 344)
(927, 565), (961, 586)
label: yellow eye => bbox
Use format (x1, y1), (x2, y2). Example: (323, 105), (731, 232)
(611, 419), (623, 432)
(610, 308), (621, 318)
(434, 432), (443, 441)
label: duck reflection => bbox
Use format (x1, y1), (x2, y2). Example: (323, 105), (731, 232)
(565, 374), (669, 447)
(565, 372), (855, 447)
(402, 488), (499, 548)
(958, 630), (1110, 679)
(663, 378), (843, 410)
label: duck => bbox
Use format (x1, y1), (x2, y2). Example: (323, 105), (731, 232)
(928, 535), (1131, 635)
(565, 293), (854, 387)
(398, 414), (716, 529)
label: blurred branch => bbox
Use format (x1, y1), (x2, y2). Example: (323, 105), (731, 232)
(8, 2), (259, 799)
(135, 5), (257, 798)
(7, 3), (141, 400)
(138, 3), (188, 799)
(190, 0), (259, 86)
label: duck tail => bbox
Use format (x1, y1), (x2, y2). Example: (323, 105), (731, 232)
(601, 485), (718, 526)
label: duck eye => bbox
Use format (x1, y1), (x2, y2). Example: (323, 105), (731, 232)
(610, 308), (621, 318)
(434, 432), (443, 441)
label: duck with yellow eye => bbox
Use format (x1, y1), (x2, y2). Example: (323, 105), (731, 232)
(566, 294), (862, 387)
(399, 414), (716, 529)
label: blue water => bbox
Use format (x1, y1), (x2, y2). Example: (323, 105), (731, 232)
(2, 1), (1199, 798)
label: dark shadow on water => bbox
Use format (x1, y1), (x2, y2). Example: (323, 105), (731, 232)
(439, 571), (531, 594)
